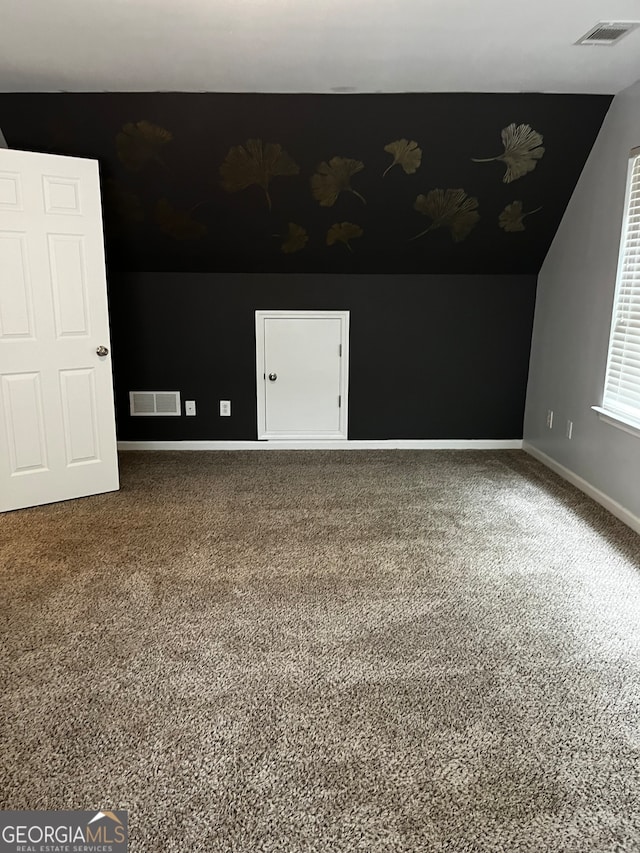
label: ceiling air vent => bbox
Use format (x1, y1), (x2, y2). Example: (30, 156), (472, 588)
(129, 391), (181, 416)
(576, 21), (640, 45)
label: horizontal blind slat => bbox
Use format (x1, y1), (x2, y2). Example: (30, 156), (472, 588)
(604, 385), (640, 403)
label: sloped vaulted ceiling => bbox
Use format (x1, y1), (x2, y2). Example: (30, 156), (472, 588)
(0, 92), (611, 274)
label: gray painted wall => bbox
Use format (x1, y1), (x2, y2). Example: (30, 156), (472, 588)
(524, 78), (640, 521)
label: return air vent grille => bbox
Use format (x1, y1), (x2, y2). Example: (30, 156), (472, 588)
(129, 391), (181, 416)
(577, 21), (640, 45)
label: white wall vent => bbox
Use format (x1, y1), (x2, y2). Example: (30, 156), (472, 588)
(576, 21), (640, 45)
(129, 391), (181, 416)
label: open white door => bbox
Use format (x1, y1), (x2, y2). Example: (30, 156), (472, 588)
(0, 149), (119, 512)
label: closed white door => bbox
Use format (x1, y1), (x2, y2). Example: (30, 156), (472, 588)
(256, 311), (349, 440)
(0, 148), (119, 512)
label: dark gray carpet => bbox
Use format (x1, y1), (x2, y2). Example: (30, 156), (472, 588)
(1, 450), (639, 852)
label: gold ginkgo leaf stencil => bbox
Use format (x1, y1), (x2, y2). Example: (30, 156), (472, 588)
(326, 222), (364, 252)
(155, 198), (206, 240)
(411, 189), (479, 242)
(281, 223), (309, 254)
(383, 139), (422, 177)
(116, 121), (173, 171)
(311, 157), (366, 207)
(498, 201), (543, 232)
(220, 139), (299, 212)
(472, 123), (545, 183)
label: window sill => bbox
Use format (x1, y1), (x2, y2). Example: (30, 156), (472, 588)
(592, 406), (640, 439)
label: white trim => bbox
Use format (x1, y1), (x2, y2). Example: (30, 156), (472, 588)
(255, 309), (349, 440)
(591, 405), (640, 439)
(118, 439), (523, 451)
(523, 441), (640, 535)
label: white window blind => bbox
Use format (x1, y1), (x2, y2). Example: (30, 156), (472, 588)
(602, 148), (640, 428)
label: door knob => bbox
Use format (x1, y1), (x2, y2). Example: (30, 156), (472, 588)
(96, 345), (109, 357)
(268, 373), (277, 381)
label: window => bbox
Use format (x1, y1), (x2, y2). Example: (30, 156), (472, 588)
(598, 147), (640, 432)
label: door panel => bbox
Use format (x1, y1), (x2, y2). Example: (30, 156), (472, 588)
(42, 175), (82, 215)
(0, 232), (34, 338)
(257, 311), (349, 440)
(0, 171), (22, 209)
(0, 149), (119, 512)
(59, 368), (100, 465)
(265, 317), (341, 433)
(1, 372), (48, 474)
(48, 234), (90, 336)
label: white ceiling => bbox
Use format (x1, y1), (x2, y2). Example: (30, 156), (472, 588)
(2, 0), (640, 94)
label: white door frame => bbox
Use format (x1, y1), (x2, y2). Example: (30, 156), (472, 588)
(255, 310), (350, 441)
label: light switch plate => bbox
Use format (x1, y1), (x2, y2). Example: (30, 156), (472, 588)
(220, 400), (231, 417)
(185, 400), (196, 416)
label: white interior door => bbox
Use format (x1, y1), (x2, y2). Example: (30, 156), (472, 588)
(0, 148), (119, 512)
(256, 310), (349, 440)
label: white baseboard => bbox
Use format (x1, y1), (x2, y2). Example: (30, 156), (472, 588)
(523, 441), (640, 535)
(118, 438), (523, 451)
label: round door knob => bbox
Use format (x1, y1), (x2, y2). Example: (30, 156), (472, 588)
(268, 373), (277, 381)
(96, 345), (109, 357)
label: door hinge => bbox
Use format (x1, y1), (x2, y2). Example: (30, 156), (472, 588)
(338, 395), (341, 408)
(339, 344), (342, 357)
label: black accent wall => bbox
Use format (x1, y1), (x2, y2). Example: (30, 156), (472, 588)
(0, 92), (611, 275)
(0, 92), (609, 440)
(111, 273), (536, 440)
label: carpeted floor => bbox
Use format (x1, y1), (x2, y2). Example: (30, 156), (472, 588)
(1, 450), (640, 852)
